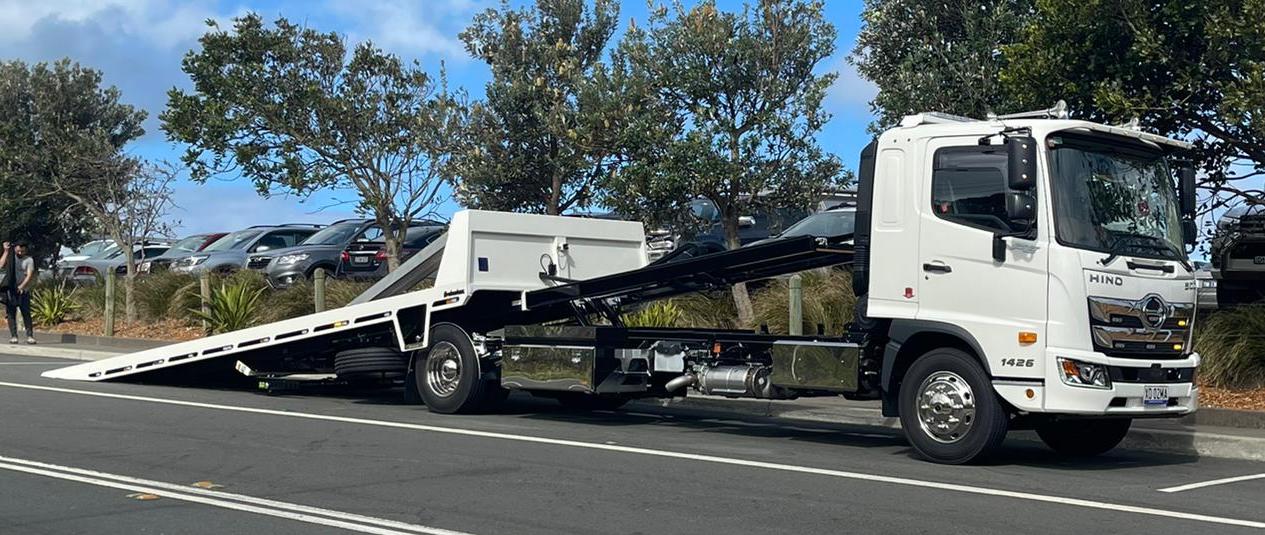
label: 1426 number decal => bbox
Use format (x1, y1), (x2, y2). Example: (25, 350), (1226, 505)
(1000, 358), (1035, 368)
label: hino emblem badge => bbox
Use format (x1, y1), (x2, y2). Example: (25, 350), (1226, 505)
(1135, 293), (1172, 330)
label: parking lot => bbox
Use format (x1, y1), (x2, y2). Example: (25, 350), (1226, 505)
(1, 352), (1263, 534)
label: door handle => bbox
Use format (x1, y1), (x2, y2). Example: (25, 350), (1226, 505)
(923, 262), (952, 274)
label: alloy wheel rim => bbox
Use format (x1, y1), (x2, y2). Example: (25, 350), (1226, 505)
(425, 342), (462, 398)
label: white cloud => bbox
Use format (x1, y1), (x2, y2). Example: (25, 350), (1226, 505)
(0, 0), (223, 50)
(327, 0), (481, 62)
(825, 55), (878, 118)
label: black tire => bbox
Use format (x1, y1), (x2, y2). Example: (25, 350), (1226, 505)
(334, 347), (407, 379)
(415, 323), (495, 414)
(555, 393), (630, 411)
(898, 348), (1009, 464)
(1036, 418), (1131, 457)
(1216, 283), (1259, 307)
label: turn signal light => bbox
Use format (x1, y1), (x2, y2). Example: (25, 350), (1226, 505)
(1018, 331), (1038, 345)
(1177, 320), (1188, 327)
(1173, 344), (1183, 351)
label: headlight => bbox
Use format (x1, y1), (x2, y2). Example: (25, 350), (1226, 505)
(139, 261), (151, 272)
(276, 253), (310, 265)
(1057, 357), (1111, 389)
(186, 255), (209, 266)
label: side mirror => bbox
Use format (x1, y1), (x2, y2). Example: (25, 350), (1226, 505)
(1183, 219), (1198, 246)
(738, 216), (756, 228)
(1179, 164), (1196, 216)
(1006, 192), (1036, 222)
(1007, 136), (1039, 190)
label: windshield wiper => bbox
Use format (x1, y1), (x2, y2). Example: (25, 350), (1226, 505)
(1100, 234), (1191, 271)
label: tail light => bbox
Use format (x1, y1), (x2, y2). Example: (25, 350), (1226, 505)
(375, 250), (387, 262)
(340, 251), (350, 262)
(74, 266), (97, 276)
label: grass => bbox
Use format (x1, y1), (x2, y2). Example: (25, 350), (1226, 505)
(1194, 305), (1265, 389)
(751, 269), (856, 335)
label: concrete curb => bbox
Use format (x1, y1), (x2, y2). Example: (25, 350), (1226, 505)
(645, 395), (1265, 462)
(0, 343), (122, 362)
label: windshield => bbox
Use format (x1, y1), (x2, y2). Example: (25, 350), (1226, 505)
(303, 223), (362, 245)
(1050, 134), (1184, 260)
(77, 241), (114, 257)
(168, 235), (208, 254)
(780, 211), (856, 238)
(202, 230), (261, 252)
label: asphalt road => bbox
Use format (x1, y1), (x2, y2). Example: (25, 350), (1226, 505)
(2, 352), (1264, 534)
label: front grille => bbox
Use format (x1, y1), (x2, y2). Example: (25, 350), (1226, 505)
(1107, 365), (1194, 383)
(247, 256), (272, 269)
(1231, 240), (1265, 258)
(1088, 295), (1193, 359)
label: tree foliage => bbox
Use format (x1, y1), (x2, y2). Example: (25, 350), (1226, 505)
(850, 0), (1034, 132)
(1002, 0), (1265, 210)
(608, 0), (843, 324)
(454, 0), (630, 215)
(0, 59), (147, 260)
(163, 14), (458, 270)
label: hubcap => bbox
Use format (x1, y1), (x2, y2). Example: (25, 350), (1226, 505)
(425, 341), (463, 398)
(915, 371), (975, 444)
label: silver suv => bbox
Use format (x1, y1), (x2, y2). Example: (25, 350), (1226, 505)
(170, 225), (321, 275)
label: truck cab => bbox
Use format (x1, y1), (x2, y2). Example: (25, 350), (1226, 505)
(857, 109), (1200, 462)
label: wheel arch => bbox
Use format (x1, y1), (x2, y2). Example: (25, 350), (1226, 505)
(880, 320), (991, 417)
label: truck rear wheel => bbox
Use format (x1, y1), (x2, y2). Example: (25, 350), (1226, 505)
(1036, 418), (1131, 456)
(416, 324), (501, 414)
(898, 348), (1009, 464)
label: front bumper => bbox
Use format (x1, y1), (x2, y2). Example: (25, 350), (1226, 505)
(266, 264), (310, 288)
(994, 347), (1198, 417)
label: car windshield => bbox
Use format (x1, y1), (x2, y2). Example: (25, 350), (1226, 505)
(1049, 134), (1184, 260)
(77, 241), (114, 257)
(778, 211), (856, 239)
(168, 235), (208, 253)
(202, 230), (261, 252)
(303, 223), (362, 245)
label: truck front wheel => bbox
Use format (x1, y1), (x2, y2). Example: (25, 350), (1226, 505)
(898, 348), (1009, 464)
(1036, 418), (1131, 457)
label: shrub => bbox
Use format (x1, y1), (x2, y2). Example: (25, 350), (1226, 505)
(70, 274), (122, 318)
(1194, 306), (1265, 388)
(30, 283), (79, 327)
(623, 300), (684, 327)
(324, 279), (375, 309)
(751, 269), (856, 335)
(671, 291), (740, 329)
(192, 280), (267, 334)
(134, 271), (199, 322)
(260, 280), (315, 324)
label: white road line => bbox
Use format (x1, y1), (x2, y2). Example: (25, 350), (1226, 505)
(1159, 473), (1265, 493)
(3, 381), (1264, 530)
(0, 455), (471, 535)
(0, 459), (471, 535)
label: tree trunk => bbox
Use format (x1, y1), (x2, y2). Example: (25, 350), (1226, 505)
(385, 233), (402, 273)
(723, 215), (755, 327)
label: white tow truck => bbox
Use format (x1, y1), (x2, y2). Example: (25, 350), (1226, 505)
(46, 105), (1201, 464)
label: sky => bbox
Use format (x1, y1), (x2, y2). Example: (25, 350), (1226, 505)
(0, 0), (878, 236)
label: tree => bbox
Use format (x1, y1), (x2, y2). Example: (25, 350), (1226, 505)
(163, 14), (458, 271)
(52, 156), (178, 322)
(454, 0), (628, 215)
(849, 0), (1034, 133)
(609, 0), (844, 325)
(1002, 0), (1265, 212)
(0, 59), (146, 261)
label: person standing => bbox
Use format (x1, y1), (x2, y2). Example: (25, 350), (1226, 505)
(2, 242), (36, 344)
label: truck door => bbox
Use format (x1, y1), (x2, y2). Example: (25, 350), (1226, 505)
(916, 141), (1048, 379)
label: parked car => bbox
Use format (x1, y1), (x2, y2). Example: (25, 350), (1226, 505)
(139, 233), (228, 275)
(61, 241), (173, 283)
(744, 206), (856, 247)
(170, 225), (321, 275)
(59, 239), (116, 264)
(1193, 261), (1218, 309)
(338, 224), (447, 280)
(260, 219), (444, 287)
(1210, 204), (1265, 305)
(646, 198), (814, 261)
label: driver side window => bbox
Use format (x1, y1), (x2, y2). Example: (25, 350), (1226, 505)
(931, 147), (1027, 233)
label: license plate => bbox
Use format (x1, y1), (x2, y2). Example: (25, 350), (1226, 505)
(1143, 385), (1169, 406)
(352, 256), (369, 265)
(1255, 256), (1265, 264)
